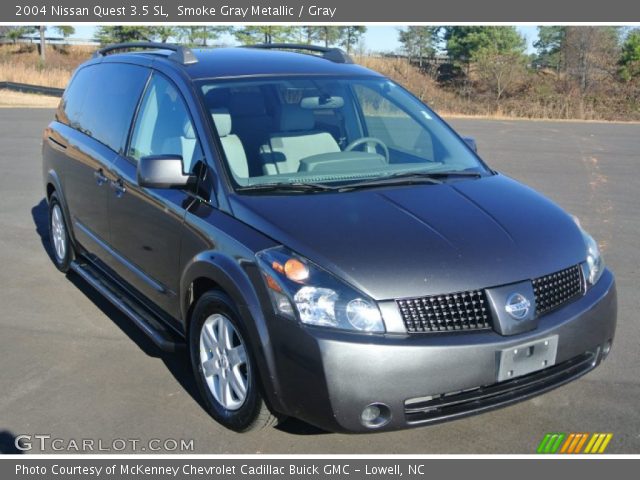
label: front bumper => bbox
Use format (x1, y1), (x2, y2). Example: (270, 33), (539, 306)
(268, 269), (617, 433)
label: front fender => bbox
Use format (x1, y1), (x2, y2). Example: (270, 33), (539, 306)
(179, 251), (286, 414)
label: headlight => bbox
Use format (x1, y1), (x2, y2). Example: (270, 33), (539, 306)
(256, 246), (385, 333)
(573, 216), (604, 286)
(583, 230), (604, 285)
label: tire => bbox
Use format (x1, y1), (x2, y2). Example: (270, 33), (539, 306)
(189, 290), (278, 432)
(48, 193), (73, 272)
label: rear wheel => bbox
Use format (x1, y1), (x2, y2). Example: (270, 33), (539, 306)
(189, 291), (278, 432)
(48, 193), (72, 272)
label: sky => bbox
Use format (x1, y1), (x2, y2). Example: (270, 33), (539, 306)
(67, 25), (539, 54)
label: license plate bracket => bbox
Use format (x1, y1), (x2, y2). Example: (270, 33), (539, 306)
(497, 335), (558, 382)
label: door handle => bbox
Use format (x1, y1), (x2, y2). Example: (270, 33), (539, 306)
(110, 179), (126, 198)
(93, 169), (107, 186)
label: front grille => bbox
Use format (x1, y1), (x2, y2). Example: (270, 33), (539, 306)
(397, 290), (492, 333)
(533, 264), (584, 316)
(404, 351), (596, 425)
(398, 264), (583, 334)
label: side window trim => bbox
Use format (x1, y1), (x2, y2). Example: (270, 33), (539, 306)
(122, 69), (153, 163)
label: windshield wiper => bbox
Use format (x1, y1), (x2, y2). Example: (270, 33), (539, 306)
(236, 182), (337, 194)
(410, 171), (484, 178)
(338, 171), (483, 192)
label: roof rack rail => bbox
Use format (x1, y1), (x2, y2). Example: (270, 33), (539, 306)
(93, 42), (198, 65)
(248, 43), (354, 64)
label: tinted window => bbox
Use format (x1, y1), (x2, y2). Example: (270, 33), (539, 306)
(57, 66), (93, 129)
(129, 74), (202, 174)
(59, 63), (149, 153)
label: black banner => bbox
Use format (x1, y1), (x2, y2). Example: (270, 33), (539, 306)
(4, 0), (640, 22)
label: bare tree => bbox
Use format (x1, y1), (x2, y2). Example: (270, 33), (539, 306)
(474, 50), (525, 102)
(563, 27), (620, 94)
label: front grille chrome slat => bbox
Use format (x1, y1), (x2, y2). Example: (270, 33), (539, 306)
(397, 290), (491, 333)
(533, 264), (584, 316)
(397, 264), (584, 334)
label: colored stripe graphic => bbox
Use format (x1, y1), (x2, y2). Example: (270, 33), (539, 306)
(559, 433), (589, 453)
(585, 433), (613, 454)
(538, 433), (613, 454)
(560, 433), (575, 453)
(574, 433), (590, 453)
(537, 433), (566, 453)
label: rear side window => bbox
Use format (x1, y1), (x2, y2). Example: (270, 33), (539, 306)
(58, 63), (149, 153)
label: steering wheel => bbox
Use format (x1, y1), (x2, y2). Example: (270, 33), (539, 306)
(345, 137), (389, 163)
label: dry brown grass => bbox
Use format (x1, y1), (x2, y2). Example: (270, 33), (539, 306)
(0, 44), (91, 88)
(0, 62), (71, 88)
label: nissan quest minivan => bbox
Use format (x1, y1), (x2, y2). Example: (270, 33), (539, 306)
(42, 43), (617, 433)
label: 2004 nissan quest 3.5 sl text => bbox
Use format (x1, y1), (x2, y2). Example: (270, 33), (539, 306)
(42, 42), (617, 433)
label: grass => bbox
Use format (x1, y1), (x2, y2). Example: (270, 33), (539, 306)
(0, 62), (71, 89)
(0, 44), (92, 89)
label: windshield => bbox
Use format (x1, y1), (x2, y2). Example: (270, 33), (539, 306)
(199, 76), (489, 190)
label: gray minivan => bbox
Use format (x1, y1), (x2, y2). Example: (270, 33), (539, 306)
(42, 43), (617, 432)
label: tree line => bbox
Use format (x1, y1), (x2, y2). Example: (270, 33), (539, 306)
(93, 26), (367, 54)
(397, 26), (640, 105)
(0, 25), (368, 62)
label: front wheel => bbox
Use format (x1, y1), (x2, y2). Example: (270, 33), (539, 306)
(189, 291), (278, 432)
(48, 193), (72, 272)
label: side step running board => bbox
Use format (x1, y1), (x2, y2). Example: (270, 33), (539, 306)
(70, 260), (185, 352)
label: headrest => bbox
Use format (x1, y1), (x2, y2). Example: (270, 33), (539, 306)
(278, 104), (315, 132)
(211, 108), (232, 137)
(183, 120), (195, 139)
(229, 92), (267, 117)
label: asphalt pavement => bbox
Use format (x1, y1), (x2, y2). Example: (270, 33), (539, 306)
(0, 109), (638, 454)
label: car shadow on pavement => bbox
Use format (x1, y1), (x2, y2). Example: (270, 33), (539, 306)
(0, 431), (24, 454)
(32, 198), (55, 264)
(30, 199), (206, 411)
(31, 199), (327, 436)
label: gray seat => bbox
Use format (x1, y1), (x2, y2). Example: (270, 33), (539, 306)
(211, 108), (249, 179)
(260, 105), (340, 175)
(160, 121), (200, 174)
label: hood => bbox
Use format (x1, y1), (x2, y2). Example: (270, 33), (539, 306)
(229, 174), (586, 300)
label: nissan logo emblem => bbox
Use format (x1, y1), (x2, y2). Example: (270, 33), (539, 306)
(505, 293), (531, 320)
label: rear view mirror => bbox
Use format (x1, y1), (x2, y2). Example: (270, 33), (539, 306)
(137, 155), (196, 189)
(300, 96), (345, 109)
(462, 136), (478, 153)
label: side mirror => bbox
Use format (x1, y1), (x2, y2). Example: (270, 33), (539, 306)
(462, 136), (478, 153)
(137, 155), (196, 189)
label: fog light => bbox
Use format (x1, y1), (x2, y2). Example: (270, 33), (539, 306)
(360, 403), (391, 429)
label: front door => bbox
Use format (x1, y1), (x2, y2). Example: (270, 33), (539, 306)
(107, 73), (204, 318)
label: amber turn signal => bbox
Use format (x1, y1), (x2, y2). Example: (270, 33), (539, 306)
(264, 273), (283, 292)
